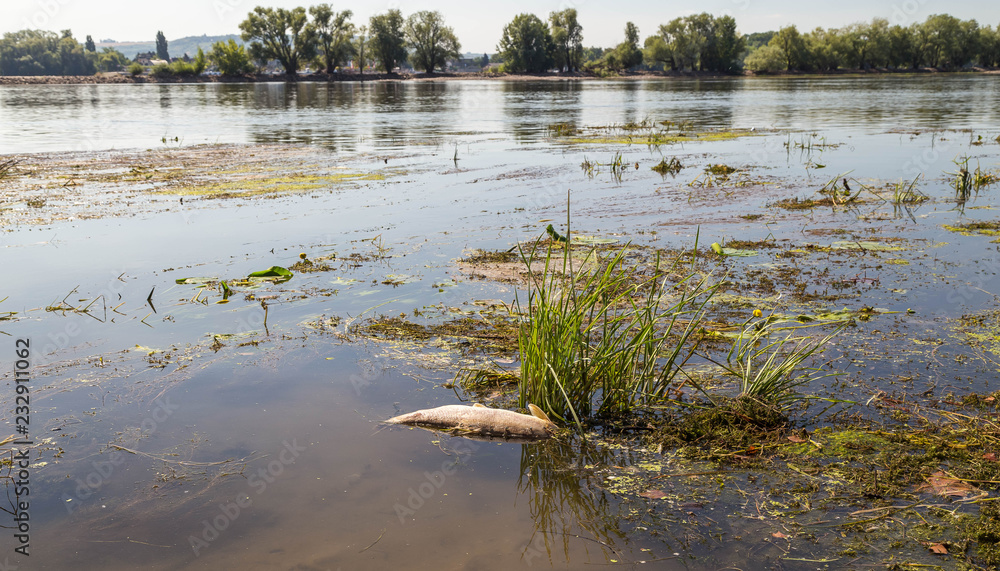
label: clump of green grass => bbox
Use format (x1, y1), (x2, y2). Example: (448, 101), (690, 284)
(947, 156), (997, 200)
(580, 152), (630, 181)
(885, 175), (926, 204)
(693, 315), (841, 410)
(651, 157), (683, 175)
(515, 221), (719, 428)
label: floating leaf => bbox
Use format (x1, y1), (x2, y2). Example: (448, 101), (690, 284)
(572, 235), (618, 245)
(247, 266), (293, 283)
(175, 277), (218, 285)
(711, 242), (757, 257)
(830, 241), (903, 251)
(920, 541), (948, 555)
(720, 247), (758, 257)
(639, 489), (667, 499)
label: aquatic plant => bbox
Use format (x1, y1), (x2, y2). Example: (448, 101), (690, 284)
(547, 122), (578, 137)
(949, 156), (974, 200)
(579, 152), (629, 181)
(696, 315), (841, 410)
(945, 155), (996, 201)
(515, 210), (719, 428)
(705, 163), (737, 176)
(651, 157), (682, 175)
(884, 175), (926, 204)
(818, 171), (865, 205)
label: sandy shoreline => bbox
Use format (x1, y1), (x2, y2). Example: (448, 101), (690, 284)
(1, 67), (996, 85)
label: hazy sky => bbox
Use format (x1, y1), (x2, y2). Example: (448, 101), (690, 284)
(6, 0), (1000, 53)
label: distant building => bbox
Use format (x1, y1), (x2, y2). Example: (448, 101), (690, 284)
(135, 51), (156, 65)
(449, 57), (480, 72)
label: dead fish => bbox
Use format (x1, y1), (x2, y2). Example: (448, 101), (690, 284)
(385, 403), (556, 440)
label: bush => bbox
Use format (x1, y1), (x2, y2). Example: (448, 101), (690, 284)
(169, 60), (197, 76)
(744, 45), (786, 73)
(128, 62), (144, 76)
(193, 47), (207, 75)
(151, 62), (173, 77)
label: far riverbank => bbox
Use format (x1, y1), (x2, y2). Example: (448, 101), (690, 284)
(1, 66), (997, 85)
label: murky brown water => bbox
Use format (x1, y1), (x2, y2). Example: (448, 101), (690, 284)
(1, 77), (1000, 569)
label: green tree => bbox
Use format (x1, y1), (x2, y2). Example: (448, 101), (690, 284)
(497, 13), (553, 73)
(155, 30), (169, 60)
(239, 6), (315, 75)
(96, 47), (129, 72)
(57, 31), (96, 75)
(686, 13), (714, 70)
(643, 35), (674, 70)
(549, 8), (583, 71)
(405, 10), (461, 73)
(0, 30), (58, 75)
(979, 25), (1000, 66)
(745, 31), (775, 50)
(309, 5), (354, 73)
(354, 25), (368, 71)
(369, 9), (407, 73)
(770, 25), (806, 70)
(709, 15), (745, 72)
(193, 47), (207, 74)
(805, 27), (841, 71)
(580, 46), (604, 65)
(657, 17), (702, 70)
(921, 14), (962, 67)
(887, 24), (917, 68)
(744, 44), (785, 72)
(835, 19), (890, 69)
(955, 18), (981, 67)
(84, 35), (95, 52)
(614, 22), (644, 70)
(210, 39), (254, 76)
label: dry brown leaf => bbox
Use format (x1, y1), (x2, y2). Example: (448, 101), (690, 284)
(639, 489), (667, 499)
(786, 435), (807, 443)
(772, 532), (789, 539)
(916, 470), (979, 499)
(921, 541), (948, 554)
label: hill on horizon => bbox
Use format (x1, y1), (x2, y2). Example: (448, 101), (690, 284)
(97, 34), (243, 59)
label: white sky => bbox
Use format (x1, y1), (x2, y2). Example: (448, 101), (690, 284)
(5, 0), (999, 53)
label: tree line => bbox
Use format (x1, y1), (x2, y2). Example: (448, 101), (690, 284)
(230, 5), (460, 76)
(743, 14), (1000, 72)
(1, 6), (998, 77)
(0, 29), (129, 75)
